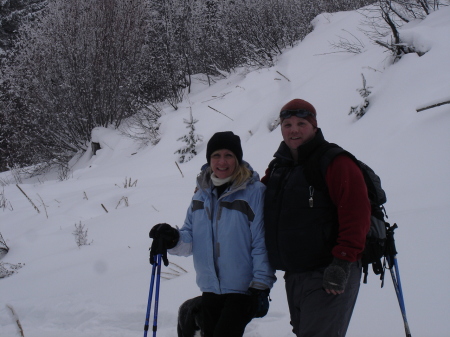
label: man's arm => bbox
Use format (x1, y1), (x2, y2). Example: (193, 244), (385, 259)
(323, 155), (370, 294)
(325, 155), (371, 262)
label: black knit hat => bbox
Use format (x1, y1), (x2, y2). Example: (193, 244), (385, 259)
(206, 131), (243, 164)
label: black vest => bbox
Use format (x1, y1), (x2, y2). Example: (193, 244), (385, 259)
(264, 129), (339, 272)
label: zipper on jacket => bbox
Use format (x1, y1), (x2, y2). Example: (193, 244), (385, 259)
(309, 186), (314, 208)
(215, 200), (222, 258)
(210, 179), (251, 292)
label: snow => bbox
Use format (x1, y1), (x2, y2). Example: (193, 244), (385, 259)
(1, 6), (450, 337)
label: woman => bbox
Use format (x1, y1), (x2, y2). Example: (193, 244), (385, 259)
(149, 131), (276, 337)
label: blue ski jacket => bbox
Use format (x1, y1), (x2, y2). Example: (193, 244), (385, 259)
(169, 161), (276, 295)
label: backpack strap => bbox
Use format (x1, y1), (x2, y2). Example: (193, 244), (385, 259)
(303, 143), (354, 189)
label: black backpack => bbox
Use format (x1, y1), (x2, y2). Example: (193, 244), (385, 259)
(305, 143), (398, 287)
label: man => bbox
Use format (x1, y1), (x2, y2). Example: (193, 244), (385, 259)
(261, 98), (371, 337)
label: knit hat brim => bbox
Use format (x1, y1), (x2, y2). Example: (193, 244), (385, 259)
(206, 131), (243, 164)
(280, 99), (317, 128)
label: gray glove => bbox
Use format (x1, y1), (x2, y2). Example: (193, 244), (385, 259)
(323, 257), (353, 293)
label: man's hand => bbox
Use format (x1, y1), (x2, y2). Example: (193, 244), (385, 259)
(323, 257), (353, 295)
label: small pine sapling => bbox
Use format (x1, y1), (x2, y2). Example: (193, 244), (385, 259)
(349, 73), (372, 119)
(175, 109), (203, 163)
(72, 222), (92, 247)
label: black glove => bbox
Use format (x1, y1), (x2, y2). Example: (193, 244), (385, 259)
(323, 257), (353, 293)
(149, 223), (179, 266)
(249, 287), (270, 318)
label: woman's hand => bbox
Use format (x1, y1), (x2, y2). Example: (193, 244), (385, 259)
(149, 223), (179, 266)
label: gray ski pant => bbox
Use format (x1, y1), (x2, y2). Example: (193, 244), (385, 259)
(284, 262), (362, 337)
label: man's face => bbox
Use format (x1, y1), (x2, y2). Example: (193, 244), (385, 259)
(281, 116), (317, 150)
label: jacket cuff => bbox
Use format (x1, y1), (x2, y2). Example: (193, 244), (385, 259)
(331, 245), (360, 262)
(249, 281), (269, 290)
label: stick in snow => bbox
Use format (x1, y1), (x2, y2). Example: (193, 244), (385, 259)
(16, 184), (40, 214)
(208, 106), (234, 121)
(416, 100), (450, 112)
(175, 161), (184, 178)
(6, 304), (25, 337)
(276, 71), (291, 82)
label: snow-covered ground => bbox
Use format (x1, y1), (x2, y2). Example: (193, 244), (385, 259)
(1, 6), (450, 337)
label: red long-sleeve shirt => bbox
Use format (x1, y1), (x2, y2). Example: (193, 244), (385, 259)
(325, 155), (371, 262)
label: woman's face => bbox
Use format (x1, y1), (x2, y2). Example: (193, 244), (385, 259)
(210, 149), (237, 179)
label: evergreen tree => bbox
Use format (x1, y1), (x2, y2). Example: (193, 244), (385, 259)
(175, 109), (203, 163)
(349, 73), (372, 119)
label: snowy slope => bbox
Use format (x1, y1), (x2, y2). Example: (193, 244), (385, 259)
(1, 6), (450, 337)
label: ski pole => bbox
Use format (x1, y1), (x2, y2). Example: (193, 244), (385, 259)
(144, 255), (157, 337)
(152, 253), (163, 337)
(388, 255), (412, 337)
(144, 253), (162, 337)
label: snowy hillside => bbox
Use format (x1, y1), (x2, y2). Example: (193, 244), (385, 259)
(1, 6), (450, 337)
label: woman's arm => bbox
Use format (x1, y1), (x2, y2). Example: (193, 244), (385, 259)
(249, 184), (277, 289)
